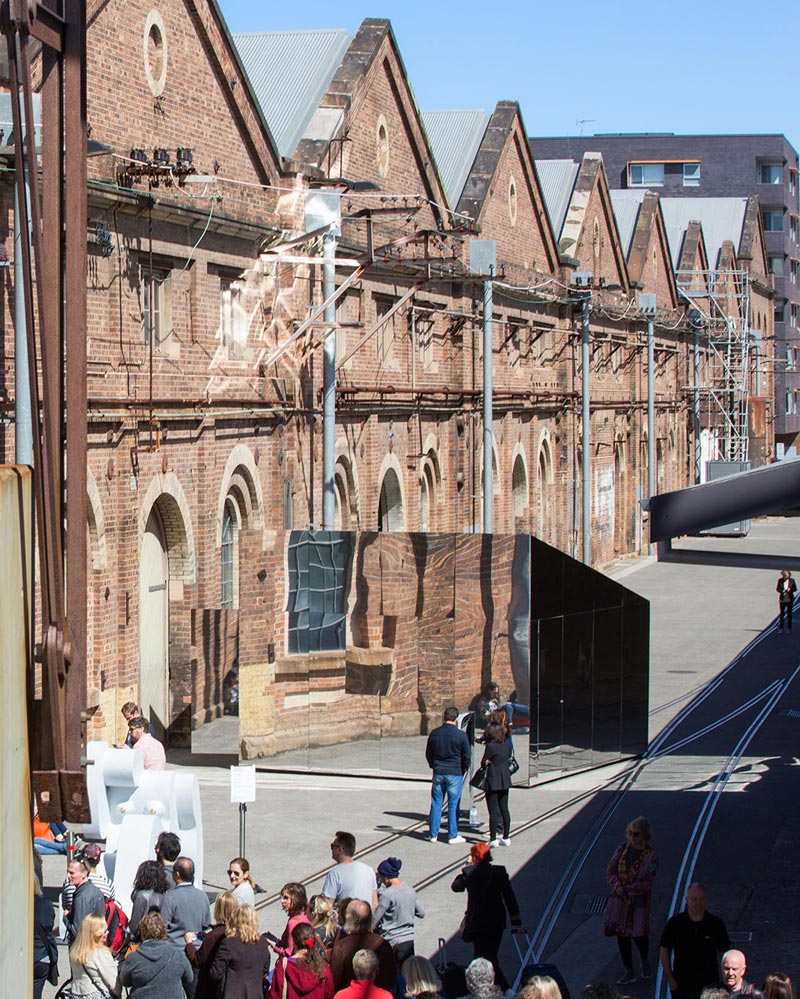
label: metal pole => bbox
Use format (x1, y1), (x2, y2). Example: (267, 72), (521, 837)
(322, 230), (336, 529)
(14, 177), (32, 465)
(483, 277), (493, 532)
(581, 295), (591, 565)
(694, 328), (701, 482)
(238, 802), (247, 857)
(647, 319), (655, 553)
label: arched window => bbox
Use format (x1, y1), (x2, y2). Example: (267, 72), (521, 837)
(512, 454), (528, 531)
(378, 467), (404, 531)
(221, 501), (235, 609)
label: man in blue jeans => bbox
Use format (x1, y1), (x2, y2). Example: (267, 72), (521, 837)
(425, 706), (471, 844)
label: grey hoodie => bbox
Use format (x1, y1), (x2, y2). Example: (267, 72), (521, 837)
(119, 938), (194, 999)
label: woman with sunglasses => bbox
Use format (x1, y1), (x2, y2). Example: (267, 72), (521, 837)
(227, 857), (256, 907)
(603, 816), (659, 986)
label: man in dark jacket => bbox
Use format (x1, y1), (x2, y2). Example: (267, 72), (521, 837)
(63, 860), (105, 944)
(425, 706), (470, 844)
(330, 900), (397, 993)
(660, 883), (730, 999)
(120, 911), (194, 999)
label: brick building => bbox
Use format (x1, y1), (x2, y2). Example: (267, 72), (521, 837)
(0, 8), (773, 758)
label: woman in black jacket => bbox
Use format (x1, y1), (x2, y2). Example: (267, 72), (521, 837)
(210, 904), (271, 999)
(777, 569), (797, 633)
(186, 890), (240, 999)
(451, 842), (521, 989)
(478, 721), (513, 847)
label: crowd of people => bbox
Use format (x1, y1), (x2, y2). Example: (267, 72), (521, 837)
(31, 704), (792, 999)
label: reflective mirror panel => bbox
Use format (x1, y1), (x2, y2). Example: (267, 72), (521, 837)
(188, 531), (648, 784)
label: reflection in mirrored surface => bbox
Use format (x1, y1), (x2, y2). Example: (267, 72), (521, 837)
(186, 531), (649, 785)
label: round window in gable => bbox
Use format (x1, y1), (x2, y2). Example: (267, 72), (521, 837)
(144, 11), (168, 98)
(376, 116), (390, 177)
(509, 177), (518, 226)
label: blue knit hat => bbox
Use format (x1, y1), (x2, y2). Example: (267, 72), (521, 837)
(377, 856), (402, 878)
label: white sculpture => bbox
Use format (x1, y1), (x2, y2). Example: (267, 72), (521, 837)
(84, 741), (204, 915)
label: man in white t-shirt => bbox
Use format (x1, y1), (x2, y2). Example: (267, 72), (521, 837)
(322, 831), (378, 910)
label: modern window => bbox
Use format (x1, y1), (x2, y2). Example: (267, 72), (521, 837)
(287, 531), (352, 654)
(762, 210), (784, 232)
(786, 391), (794, 416)
(792, 260), (799, 285)
(792, 217), (799, 243)
(775, 301), (786, 323)
(629, 162), (664, 187)
(790, 170), (798, 197)
(682, 163), (701, 187)
(769, 255), (785, 277)
(792, 305), (798, 329)
(141, 266), (172, 347)
(758, 163), (783, 185)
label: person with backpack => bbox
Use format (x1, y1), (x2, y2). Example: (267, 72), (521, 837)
(64, 860), (105, 945)
(69, 913), (121, 998)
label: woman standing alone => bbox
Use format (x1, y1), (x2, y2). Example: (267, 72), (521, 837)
(603, 816), (659, 985)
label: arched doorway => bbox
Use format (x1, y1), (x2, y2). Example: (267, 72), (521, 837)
(140, 507), (169, 737)
(378, 467), (404, 531)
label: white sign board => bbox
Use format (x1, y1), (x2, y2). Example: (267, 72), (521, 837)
(230, 765), (256, 804)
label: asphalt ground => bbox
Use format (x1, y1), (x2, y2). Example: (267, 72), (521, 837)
(39, 515), (800, 997)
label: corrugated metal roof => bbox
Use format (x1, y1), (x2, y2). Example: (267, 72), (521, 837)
(660, 197), (749, 268)
(233, 29), (351, 159)
(610, 189), (646, 256)
(534, 159), (580, 238)
(422, 109), (489, 207)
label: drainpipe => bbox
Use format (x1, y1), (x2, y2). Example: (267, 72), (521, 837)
(14, 139), (32, 464)
(581, 294), (591, 565)
(647, 318), (655, 552)
(483, 275), (493, 533)
(322, 229), (336, 529)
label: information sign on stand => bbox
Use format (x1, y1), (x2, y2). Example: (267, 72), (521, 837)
(230, 766), (256, 857)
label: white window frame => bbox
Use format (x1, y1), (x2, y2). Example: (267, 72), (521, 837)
(220, 278), (247, 359)
(629, 162), (664, 187)
(141, 265), (173, 351)
(682, 163), (701, 187)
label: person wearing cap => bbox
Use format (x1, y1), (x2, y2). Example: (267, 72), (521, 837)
(128, 716), (167, 770)
(61, 843), (116, 918)
(373, 858), (425, 967)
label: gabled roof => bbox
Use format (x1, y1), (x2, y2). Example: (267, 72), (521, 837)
(660, 197), (749, 269)
(421, 109), (490, 207)
(609, 189), (646, 255)
(233, 29), (352, 159)
(533, 159), (579, 238)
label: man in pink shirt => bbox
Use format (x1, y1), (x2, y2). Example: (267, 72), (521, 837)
(128, 716), (166, 770)
(333, 950), (394, 999)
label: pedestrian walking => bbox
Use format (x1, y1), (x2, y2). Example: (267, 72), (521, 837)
(477, 722), (513, 847)
(776, 570), (797, 633)
(451, 842), (522, 989)
(425, 706), (470, 845)
(603, 816), (659, 984)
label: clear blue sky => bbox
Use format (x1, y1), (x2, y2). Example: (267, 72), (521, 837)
(218, 0), (799, 150)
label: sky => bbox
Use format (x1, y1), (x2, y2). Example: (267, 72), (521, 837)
(218, 0), (799, 150)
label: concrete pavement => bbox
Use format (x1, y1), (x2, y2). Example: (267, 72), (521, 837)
(39, 516), (800, 997)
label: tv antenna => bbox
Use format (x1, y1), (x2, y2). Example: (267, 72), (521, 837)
(576, 118), (595, 136)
